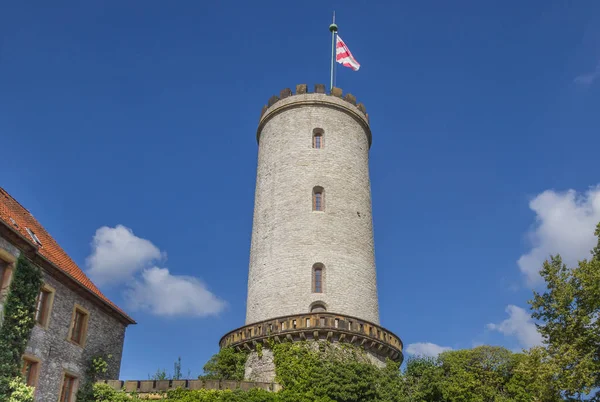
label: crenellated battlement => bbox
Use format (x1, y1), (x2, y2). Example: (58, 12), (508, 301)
(259, 84), (368, 121)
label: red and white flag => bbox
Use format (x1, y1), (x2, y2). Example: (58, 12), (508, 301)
(336, 35), (360, 71)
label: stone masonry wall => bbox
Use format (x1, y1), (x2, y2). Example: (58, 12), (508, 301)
(0, 235), (127, 401)
(246, 93), (380, 324)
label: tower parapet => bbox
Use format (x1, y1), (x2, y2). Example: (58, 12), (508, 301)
(258, 84), (371, 147)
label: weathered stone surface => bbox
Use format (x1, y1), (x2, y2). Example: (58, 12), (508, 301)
(221, 380), (238, 390)
(124, 381), (138, 392)
(245, 349), (276, 383)
(156, 380), (170, 390)
(344, 93), (357, 105)
(188, 380), (204, 390)
(172, 380), (187, 389)
(267, 95), (279, 107)
(296, 84), (307, 94)
(331, 87), (343, 97)
(314, 84), (326, 93)
(139, 381), (155, 393)
(280, 88), (292, 99)
(105, 380), (123, 390)
(247, 93), (378, 325)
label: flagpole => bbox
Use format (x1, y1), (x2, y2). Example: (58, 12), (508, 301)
(329, 12), (338, 91)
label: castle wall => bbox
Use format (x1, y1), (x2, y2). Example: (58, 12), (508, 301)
(246, 92), (379, 324)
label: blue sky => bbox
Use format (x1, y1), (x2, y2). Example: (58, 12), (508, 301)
(1, 1), (600, 378)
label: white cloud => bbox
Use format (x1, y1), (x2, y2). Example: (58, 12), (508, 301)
(86, 225), (226, 317)
(517, 186), (600, 285)
(574, 61), (600, 86)
(487, 305), (542, 349)
(406, 342), (452, 357)
(126, 267), (226, 317)
(87, 225), (163, 285)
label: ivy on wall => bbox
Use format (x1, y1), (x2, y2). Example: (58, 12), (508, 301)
(0, 256), (43, 400)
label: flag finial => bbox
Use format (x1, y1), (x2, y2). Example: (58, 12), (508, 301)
(329, 11), (338, 33)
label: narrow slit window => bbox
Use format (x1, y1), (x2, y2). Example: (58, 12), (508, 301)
(313, 187), (324, 211)
(313, 128), (324, 149)
(312, 264), (324, 293)
(305, 318), (311, 327)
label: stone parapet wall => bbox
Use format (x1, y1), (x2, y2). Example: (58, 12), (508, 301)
(221, 312), (403, 362)
(98, 379), (281, 393)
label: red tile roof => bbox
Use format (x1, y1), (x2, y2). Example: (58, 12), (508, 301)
(0, 187), (134, 324)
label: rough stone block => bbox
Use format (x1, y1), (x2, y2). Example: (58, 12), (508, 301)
(204, 379), (220, 390)
(105, 380), (122, 390)
(331, 87), (343, 97)
(155, 380), (170, 391)
(172, 380), (187, 389)
(239, 381), (255, 391)
(314, 84), (326, 93)
(280, 88), (292, 99)
(296, 84), (307, 94)
(267, 95), (279, 107)
(188, 380), (204, 390)
(357, 103), (367, 114)
(139, 380), (155, 393)
(124, 381), (138, 392)
(221, 380), (238, 390)
(260, 105), (267, 117)
(344, 93), (357, 105)
(255, 382), (271, 391)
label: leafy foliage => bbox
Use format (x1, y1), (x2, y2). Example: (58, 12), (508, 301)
(166, 387), (279, 401)
(6, 378), (34, 402)
(403, 346), (564, 402)
(529, 222), (600, 400)
(0, 256), (42, 401)
(92, 383), (139, 402)
(201, 347), (248, 381)
(77, 354), (113, 402)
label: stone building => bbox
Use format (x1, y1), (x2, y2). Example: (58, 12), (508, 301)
(220, 85), (403, 381)
(0, 187), (135, 401)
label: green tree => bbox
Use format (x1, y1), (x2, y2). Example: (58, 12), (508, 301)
(529, 222), (600, 400)
(201, 347), (248, 381)
(402, 347), (563, 402)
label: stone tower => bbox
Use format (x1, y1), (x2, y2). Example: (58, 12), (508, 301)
(220, 85), (402, 381)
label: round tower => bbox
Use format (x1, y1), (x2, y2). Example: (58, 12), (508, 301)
(246, 84), (378, 324)
(220, 85), (402, 381)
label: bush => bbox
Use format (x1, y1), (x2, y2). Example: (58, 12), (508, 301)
(7, 378), (34, 402)
(92, 383), (140, 402)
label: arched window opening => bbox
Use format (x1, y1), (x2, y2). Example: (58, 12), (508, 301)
(313, 128), (324, 149)
(312, 263), (324, 293)
(313, 186), (324, 211)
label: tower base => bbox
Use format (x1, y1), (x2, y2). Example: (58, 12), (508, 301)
(220, 312), (403, 382)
